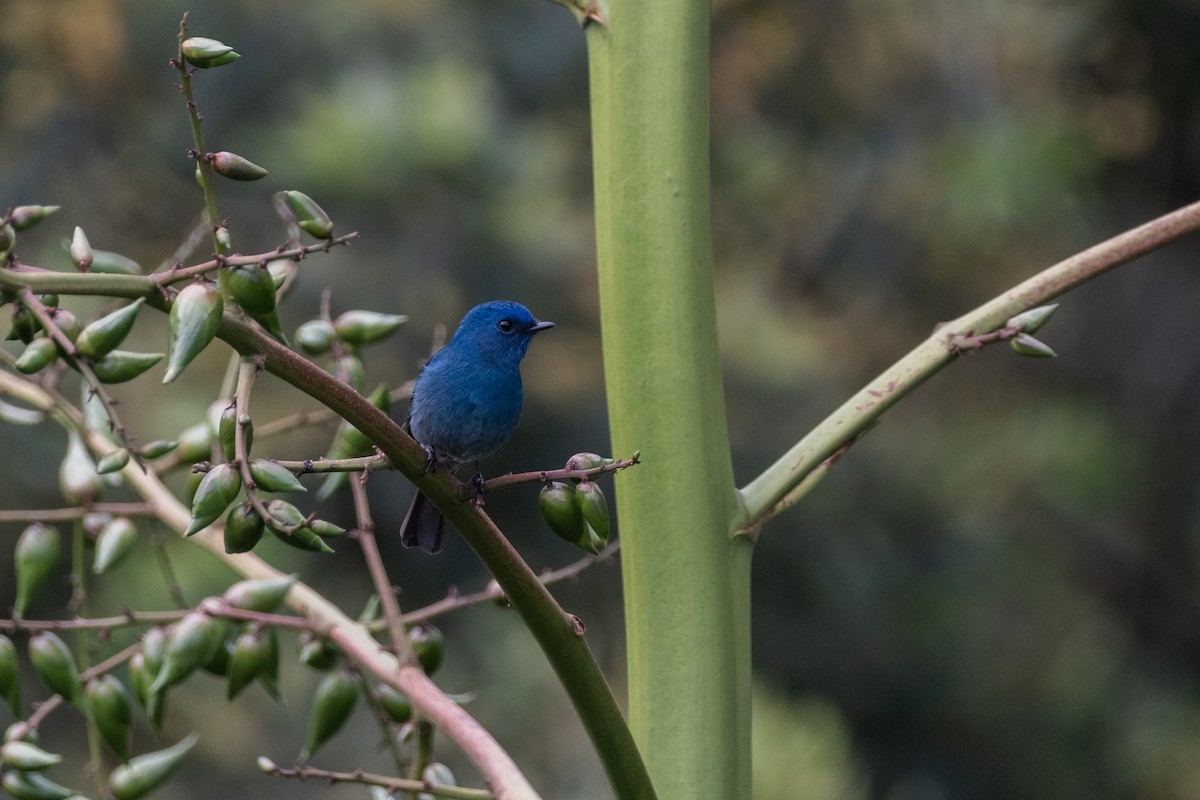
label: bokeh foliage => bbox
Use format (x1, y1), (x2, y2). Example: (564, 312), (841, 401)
(3, 0), (1200, 798)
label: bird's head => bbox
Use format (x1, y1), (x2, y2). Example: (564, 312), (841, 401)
(451, 300), (554, 361)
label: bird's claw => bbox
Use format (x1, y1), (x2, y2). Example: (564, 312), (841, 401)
(420, 444), (438, 475)
(471, 468), (486, 507)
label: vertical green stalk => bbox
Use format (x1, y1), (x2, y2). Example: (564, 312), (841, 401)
(586, 2), (753, 798)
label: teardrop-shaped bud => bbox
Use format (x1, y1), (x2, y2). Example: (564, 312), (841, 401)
(423, 762), (457, 789)
(163, 281), (223, 384)
(148, 613), (217, 694)
(182, 35), (239, 67)
(223, 574), (297, 613)
(281, 190), (334, 240)
(333, 311), (408, 346)
(408, 623), (444, 676)
(14, 522), (60, 618)
(28, 632), (80, 705)
(538, 482), (586, 546)
(565, 452), (613, 472)
(297, 633), (338, 671)
(0, 635), (21, 717)
(175, 421), (214, 463)
(575, 480), (611, 545)
(217, 404), (251, 462)
(1010, 333), (1057, 359)
(1, 769), (75, 800)
(308, 519), (346, 538)
(48, 309), (81, 356)
(69, 226), (93, 271)
(375, 685), (412, 724)
(95, 448), (130, 475)
(15, 338), (58, 374)
(59, 431), (101, 504)
(264, 500), (334, 553)
(185, 463), (242, 536)
(6, 305), (41, 343)
(90, 249), (143, 275)
(266, 258), (292, 289)
(93, 517), (138, 574)
(295, 319), (335, 355)
(10, 205), (60, 232)
(85, 674), (133, 760)
(301, 669), (359, 760)
(0, 223), (13, 258)
(89, 350), (164, 384)
(200, 626), (234, 677)
(139, 439), (178, 460)
(214, 226), (232, 252)
(259, 629), (281, 700)
(211, 151), (268, 181)
(248, 459), (304, 493)
(335, 353), (364, 392)
(75, 298), (144, 360)
(0, 740), (62, 771)
(107, 734), (199, 800)
(226, 265), (276, 316)
(227, 629), (270, 700)
(1006, 304), (1060, 335)
(223, 502), (265, 554)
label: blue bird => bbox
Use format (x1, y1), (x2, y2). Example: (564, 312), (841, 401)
(400, 300), (554, 553)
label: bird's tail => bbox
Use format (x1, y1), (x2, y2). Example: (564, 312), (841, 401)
(400, 491), (445, 554)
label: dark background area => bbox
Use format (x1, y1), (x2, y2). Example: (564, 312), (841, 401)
(3, 1), (1200, 797)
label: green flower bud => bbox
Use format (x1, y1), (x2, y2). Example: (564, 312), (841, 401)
(0, 740), (62, 771)
(227, 629), (270, 700)
(139, 439), (179, 460)
(14, 522), (60, 618)
(575, 480), (611, 549)
(266, 258), (292, 289)
(201, 626), (234, 676)
(223, 574), (297, 613)
(163, 281), (223, 384)
(15, 337), (58, 374)
(1010, 333), (1057, 359)
(48, 309), (81, 355)
(565, 452), (613, 472)
(69, 226), (93, 271)
(214, 226), (232, 251)
(211, 151), (268, 181)
(107, 734), (199, 800)
(335, 353), (364, 392)
(259, 629), (281, 699)
(223, 502), (265, 554)
(185, 463), (242, 536)
(90, 249), (143, 275)
(89, 350), (164, 384)
(1006, 304), (1060, 335)
(409, 623), (444, 676)
(0, 635), (19, 717)
(0, 222), (13, 258)
(308, 518), (346, 538)
(6, 305), (40, 343)
(28, 632), (80, 705)
(93, 516), (137, 574)
(85, 675), (132, 760)
(538, 481), (587, 546)
(375, 685), (412, 724)
(181, 36), (239, 66)
(175, 421), (214, 463)
(216, 404), (251, 462)
(264, 500), (334, 553)
(95, 449), (130, 475)
(249, 459), (304, 493)
(128, 638), (167, 732)
(297, 633), (338, 671)
(333, 310), (408, 346)
(59, 431), (101, 504)
(226, 264), (276, 316)
(9, 205), (60, 232)
(3, 722), (34, 743)
(315, 384), (389, 501)
(1, 769), (75, 800)
(37, 294), (58, 308)
(281, 190), (334, 239)
(75, 298), (144, 360)
(295, 319), (335, 355)
(301, 669), (359, 759)
(149, 613), (217, 694)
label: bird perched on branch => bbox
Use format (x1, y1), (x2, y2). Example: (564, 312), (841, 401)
(400, 300), (554, 553)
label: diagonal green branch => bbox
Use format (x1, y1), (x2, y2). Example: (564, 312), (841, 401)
(739, 198), (1200, 527)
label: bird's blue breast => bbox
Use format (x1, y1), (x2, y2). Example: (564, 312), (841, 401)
(408, 353), (525, 464)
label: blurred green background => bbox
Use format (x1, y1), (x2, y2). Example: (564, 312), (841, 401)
(4, 0), (1200, 798)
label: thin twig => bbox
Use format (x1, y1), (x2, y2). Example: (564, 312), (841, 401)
(258, 759), (492, 800)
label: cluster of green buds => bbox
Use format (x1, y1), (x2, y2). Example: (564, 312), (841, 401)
(296, 308), (407, 398)
(226, 261), (286, 342)
(0, 204), (58, 262)
(537, 453), (613, 553)
(7, 294), (162, 384)
(1006, 304), (1059, 359)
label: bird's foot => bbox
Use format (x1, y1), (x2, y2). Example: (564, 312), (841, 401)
(420, 444), (438, 475)
(471, 466), (486, 508)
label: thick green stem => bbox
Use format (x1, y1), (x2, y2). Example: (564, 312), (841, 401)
(586, 2), (752, 797)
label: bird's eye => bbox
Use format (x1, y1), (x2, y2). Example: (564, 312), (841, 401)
(497, 319), (515, 333)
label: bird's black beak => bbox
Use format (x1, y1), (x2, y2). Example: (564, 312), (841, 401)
(529, 320), (555, 334)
